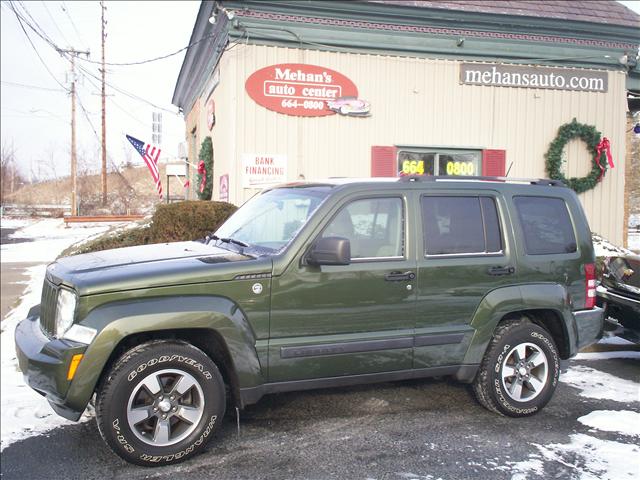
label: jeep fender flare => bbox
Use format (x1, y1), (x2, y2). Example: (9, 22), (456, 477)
(463, 284), (578, 365)
(63, 295), (263, 415)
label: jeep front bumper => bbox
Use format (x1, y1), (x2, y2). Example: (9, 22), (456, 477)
(14, 305), (88, 421)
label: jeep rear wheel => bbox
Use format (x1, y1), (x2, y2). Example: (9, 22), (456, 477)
(96, 341), (225, 466)
(472, 318), (560, 417)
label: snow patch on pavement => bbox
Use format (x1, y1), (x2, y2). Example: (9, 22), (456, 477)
(578, 410), (640, 437)
(574, 350), (640, 361)
(499, 434), (640, 480)
(1, 219), (110, 263)
(0, 219), (112, 450)
(533, 434), (640, 480)
(560, 365), (640, 403)
(0, 265), (94, 451)
(598, 336), (635, 346)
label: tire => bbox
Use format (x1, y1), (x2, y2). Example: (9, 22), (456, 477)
(472, 317), (560, 417)
(96, 340), (226, 466)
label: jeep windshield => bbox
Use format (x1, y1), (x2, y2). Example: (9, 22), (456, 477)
(213, 185), (332, 256)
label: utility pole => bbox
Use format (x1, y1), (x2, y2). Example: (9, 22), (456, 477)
(100, 1), (107, 205)
(61, 48), (90, 216)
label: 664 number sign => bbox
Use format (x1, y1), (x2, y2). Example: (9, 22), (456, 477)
(400, 160), (476, 176)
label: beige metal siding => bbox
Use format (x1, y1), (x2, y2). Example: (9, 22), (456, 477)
(197, 44), (627, 244)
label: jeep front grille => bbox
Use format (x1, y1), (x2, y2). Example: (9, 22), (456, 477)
(40, 279), (58, 337)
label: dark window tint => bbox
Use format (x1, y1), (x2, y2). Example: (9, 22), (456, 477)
(422, 196), (502, 255)
(514, 196), (577, 255)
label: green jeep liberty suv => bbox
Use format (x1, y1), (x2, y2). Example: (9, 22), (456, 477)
(15, 176), (604, 465)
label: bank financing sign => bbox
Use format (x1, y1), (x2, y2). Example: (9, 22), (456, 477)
(245, 63), (359, 117)
(242, 154), (287, 188)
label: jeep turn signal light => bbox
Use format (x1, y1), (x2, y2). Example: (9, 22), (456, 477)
(584, 263), (596, 309)
(67, 354), (84, 381)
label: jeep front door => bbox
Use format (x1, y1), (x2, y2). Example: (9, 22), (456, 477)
(268, 194), (417, 382)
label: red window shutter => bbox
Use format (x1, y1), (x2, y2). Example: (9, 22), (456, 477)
(482, 149), (506, 177)
(371, 146), (398, 177)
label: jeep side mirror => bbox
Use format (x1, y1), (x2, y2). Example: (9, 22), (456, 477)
(307, 237), (351, 266)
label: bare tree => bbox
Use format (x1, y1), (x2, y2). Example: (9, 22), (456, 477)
(1, 140), (25, 204)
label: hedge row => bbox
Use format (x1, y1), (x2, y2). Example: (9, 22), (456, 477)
(62, 200), (237, 257)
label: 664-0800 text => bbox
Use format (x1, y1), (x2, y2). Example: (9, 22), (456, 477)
(281, 99), (325, 110)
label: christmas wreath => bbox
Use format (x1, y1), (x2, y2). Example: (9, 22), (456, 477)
(196, 136), (214, 200)
(545, 118), (613, 194)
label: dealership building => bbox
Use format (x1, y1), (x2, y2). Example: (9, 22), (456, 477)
(172, 0), (640, 245)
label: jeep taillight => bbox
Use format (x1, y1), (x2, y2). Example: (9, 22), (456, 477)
(585, 263), (596, 309)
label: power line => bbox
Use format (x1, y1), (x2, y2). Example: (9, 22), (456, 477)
(60, 1), (85, 45)
(76, 62), (178, 114)
(41, 0), (70, 46)
(6, 1), (68, 91)
(75, 33), (216, 67)
(8, 1), (178, 115)
(1, 80), (66, 92)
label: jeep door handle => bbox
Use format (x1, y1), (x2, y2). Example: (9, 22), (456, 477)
(384, 271), (416, 282)
(488, 266), (515, 276)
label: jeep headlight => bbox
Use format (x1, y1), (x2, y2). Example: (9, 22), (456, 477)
(55, 288), (77, 337)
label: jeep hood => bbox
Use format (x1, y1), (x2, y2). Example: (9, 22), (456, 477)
(47, 241), (272, 296)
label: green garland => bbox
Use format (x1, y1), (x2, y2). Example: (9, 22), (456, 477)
(545, 118), (607, 194)
(196, 136), (214, 200)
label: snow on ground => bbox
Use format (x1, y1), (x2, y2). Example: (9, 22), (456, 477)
(495, 356), (640, 479)
(0, 218), (32, 229)
(560, 365), (640, 403)
(598, 336), (635, 346)
(0, 265), (94, 451)
(0, 219), (114, 450)
(531, 434), (640, 480)
(1, 219), (110, 263)
(629, 231), (640, 252)
(574, 350), (640, 361)
(578, 410), (640, 437)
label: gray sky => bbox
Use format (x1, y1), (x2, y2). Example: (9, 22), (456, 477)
(1, 1), (639, 181)
(1, 0), (199, 180)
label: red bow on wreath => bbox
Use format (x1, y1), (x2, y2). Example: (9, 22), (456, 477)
(595, 137), (614, 182)
(197, 160), (206, 193)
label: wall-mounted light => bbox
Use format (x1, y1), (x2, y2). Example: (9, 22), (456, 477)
(457, 37), (465, 47)
(209, 7), (235, 24)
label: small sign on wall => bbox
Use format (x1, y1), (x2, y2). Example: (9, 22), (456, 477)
(219, 174), (229, 202)
(242, 154), (287, 188)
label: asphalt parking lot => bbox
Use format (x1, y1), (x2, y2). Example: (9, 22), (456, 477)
(1, 346), (638, 480)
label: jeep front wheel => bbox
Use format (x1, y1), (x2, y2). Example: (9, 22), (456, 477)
(472, 318), (560, 417)
(96, 340), (225, 466)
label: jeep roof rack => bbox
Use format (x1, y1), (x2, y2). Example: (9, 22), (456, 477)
(398, 175), (566, 187)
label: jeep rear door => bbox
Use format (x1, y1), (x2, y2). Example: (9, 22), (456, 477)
(268, 192), (418, 382)
(414, 190), (517, 368)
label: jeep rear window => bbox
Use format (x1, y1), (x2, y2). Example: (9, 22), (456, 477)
(421, 196), (502, 256)
(513, 196), (577, 255)
(214, 186), (331, 254)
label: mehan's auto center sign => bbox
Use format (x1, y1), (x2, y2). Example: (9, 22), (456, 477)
(246, 63), (359, 116)
(460, 63), (607, 93)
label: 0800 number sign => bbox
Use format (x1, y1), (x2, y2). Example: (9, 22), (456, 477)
(400, 160), (475, 176)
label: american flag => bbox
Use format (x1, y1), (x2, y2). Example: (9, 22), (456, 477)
(126, 134), (163, 198)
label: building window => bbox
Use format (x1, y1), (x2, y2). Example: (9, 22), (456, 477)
(421, 196), (503, 256)
(398, 148), (481, 177)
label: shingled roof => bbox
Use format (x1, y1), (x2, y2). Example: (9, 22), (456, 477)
(370, 1), (640, 28)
